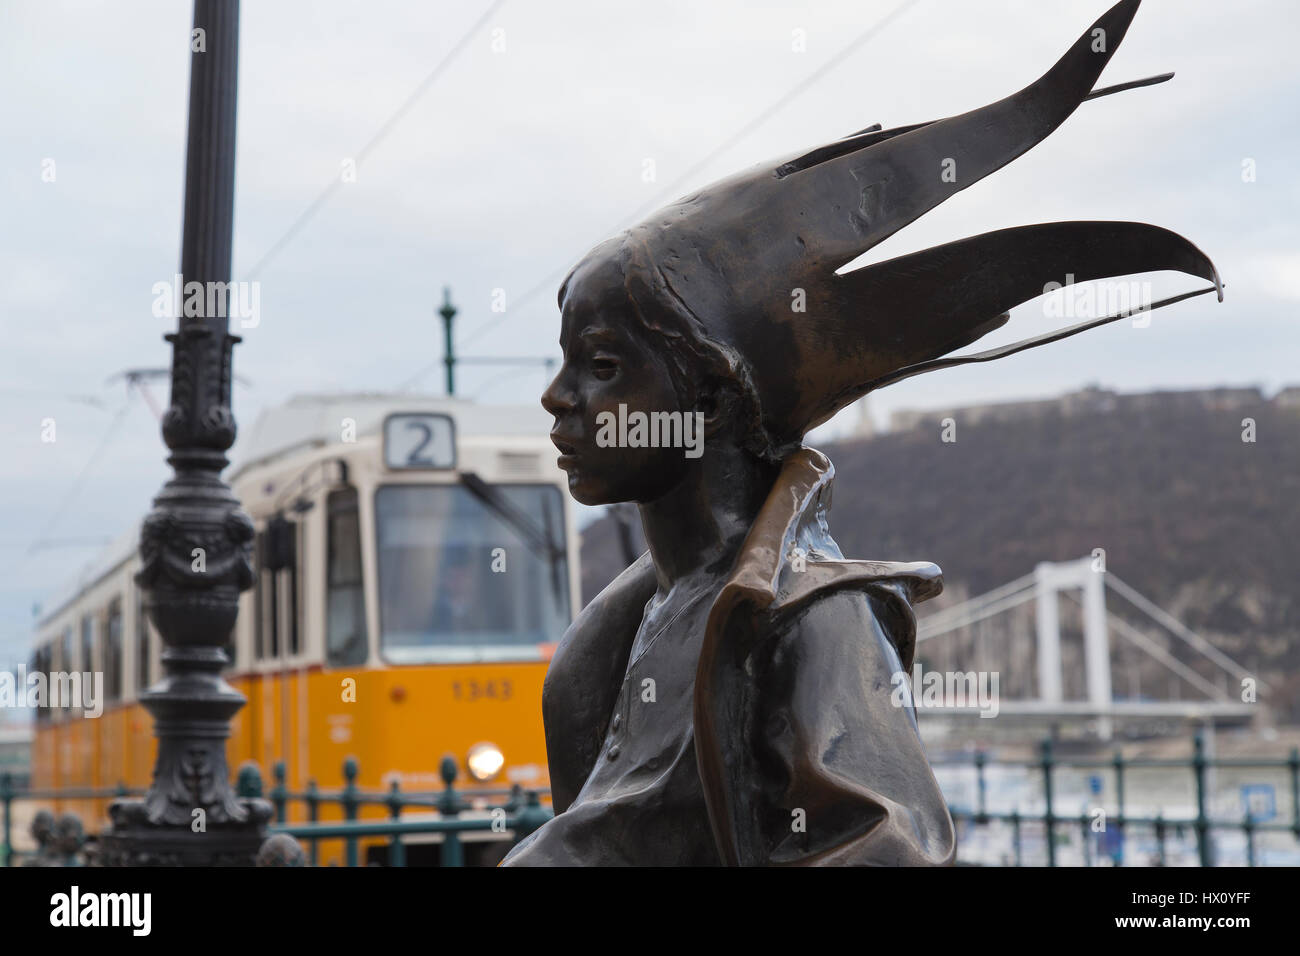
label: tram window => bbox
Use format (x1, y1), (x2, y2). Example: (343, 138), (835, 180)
(253, 530), (264, 660)
(274, 519), (300, 657)
(41, 644), (53, 722)
(27, 650), (38, 722)
(53, 628), (72, 723)
(254, 530), (282, 660)
(267, 566), (279, 658)
(80, 614), (93, 674)
(104, 598), (122, 703)
(326, 488), (368, 667)
(287, 558), (300, 657)
(136, 589), (150, 691)
(375, 484), (570, 662)
(32, 646), (49, 724)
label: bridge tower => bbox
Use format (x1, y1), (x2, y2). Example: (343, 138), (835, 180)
(1034, 557), (1112, 737)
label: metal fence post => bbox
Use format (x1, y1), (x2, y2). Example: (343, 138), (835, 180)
(974, 749), (988, 822)
(1154, 811), (1167, 867)
(1040, 738), (1056, 867)
(1112, 749), (1126, 867)
(342, 757), (359, 868)
(236, 763), (264, 800)
(387, 780), (405, 868)
(305, 779), (319, 867)
(437, 756), (464, 867)
(513, 791), (551, 844)
(1243, 808), (1256, 868)
(1193, 732), (1211, 866)
(503, 783), (522, 814)
(1, 772), (12, 867)
(272, 761), (287, 824)
(1010, 809), (1022, 867)
(1288, 747), (1300, 840)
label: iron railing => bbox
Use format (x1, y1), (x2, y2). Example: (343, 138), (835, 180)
(7, 733), (1298, 866)
(938, 734), (1300, 866)
(0, 781), (145, 866)
(250, 755), (552, 866)
(0, 756), (551, 867)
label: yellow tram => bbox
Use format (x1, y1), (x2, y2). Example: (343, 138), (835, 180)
(29, 393), (579, 865)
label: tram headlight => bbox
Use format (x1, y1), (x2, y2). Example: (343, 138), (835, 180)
(466, 742), (505, 782)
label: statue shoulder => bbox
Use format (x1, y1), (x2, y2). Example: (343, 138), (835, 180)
(557, 550), (657, 652)
(768, 558), (943, 672)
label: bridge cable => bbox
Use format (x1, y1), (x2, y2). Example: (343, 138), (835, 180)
(1105, 572), (1261, 687)
(1059, 590), (1230, 702)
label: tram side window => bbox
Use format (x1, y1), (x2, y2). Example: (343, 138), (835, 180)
(287, 543), (300, 658)
(136, 590), (151, 692)
(103, 598), (122, 703)
(267, 562), (279, 658)
(32, 646), (51, 724)
(326, 488), (368, 667)
(253, 530), (264, 660)
(80, 614), (93, 675)
(255, 530), (280, 660)
(251, 516), (303, 662)
(27, 650), (38, 723)
(56, 628), (72, 722)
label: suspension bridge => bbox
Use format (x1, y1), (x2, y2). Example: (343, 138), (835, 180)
(912, 556), (1262, 735)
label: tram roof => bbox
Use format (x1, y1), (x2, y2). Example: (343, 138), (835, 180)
(34, 526), (137, 634)
(228, 392), (552, 481)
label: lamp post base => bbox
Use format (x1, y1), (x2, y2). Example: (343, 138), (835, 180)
(98, 799), (274, 867)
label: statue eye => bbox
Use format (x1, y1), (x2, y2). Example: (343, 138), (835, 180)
(591, 355), (618, 380)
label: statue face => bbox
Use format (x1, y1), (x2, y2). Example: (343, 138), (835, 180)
(542, 253), (696, 506)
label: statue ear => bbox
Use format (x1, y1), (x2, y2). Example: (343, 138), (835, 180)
(691, 376), (723, 435)
(697, 375), (748, 442)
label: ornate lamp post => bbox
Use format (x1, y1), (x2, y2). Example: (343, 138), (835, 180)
(99, 0), (271, 866)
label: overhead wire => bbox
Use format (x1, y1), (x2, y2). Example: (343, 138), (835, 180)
(440, 0), (924, 368)
(25, 398), (135, 556)
(243, 0), (508, 281)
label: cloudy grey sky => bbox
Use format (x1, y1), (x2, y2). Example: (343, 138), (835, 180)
(1, 0), (1297, 666)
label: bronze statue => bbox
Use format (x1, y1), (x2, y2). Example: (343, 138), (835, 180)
(503, 0), (1219, 866)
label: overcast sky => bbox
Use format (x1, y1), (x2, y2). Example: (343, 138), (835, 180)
(1, 0), (1296, 668)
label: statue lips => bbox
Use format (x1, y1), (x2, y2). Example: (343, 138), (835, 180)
(549, 433), (581, 470)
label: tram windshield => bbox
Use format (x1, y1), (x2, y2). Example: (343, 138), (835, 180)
(375, 483), (571, 662)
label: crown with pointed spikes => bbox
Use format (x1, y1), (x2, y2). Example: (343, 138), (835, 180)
(562, 0), (1221, 457)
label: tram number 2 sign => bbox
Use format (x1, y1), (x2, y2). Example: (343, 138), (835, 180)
(384, 412), (456, 470)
